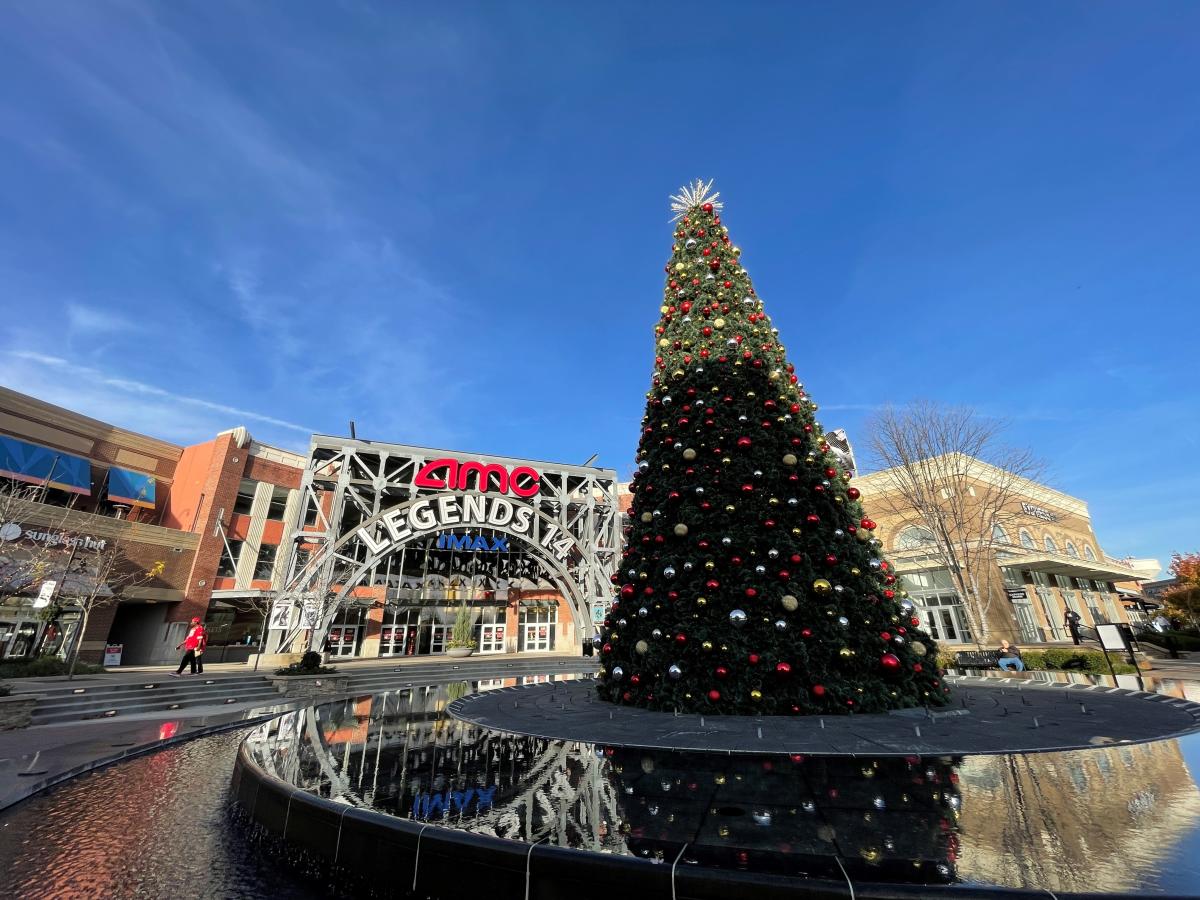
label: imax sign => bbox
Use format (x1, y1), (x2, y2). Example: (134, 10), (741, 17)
(436, 533), (511, 552)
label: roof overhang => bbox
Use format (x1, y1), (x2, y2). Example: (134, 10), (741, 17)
(995, 549), (1138, 582)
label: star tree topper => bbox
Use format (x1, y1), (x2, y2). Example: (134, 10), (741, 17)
(669, 178), (723, 221)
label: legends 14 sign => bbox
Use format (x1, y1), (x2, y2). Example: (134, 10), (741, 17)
(356, 494), (575, 562)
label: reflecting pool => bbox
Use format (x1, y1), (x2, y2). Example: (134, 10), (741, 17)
(243, 674), (1200, 895)
(2, 673), (1200, 897)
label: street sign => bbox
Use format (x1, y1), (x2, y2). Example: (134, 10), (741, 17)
(33, 580), (56, 609)
(1096, 623), (1127, 652)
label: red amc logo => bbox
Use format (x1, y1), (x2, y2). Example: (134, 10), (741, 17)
(414, 458), (541, 498)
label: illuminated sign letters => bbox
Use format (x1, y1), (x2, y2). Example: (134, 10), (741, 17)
(414, 458), (541, 498)
(355, 495), (575, 562)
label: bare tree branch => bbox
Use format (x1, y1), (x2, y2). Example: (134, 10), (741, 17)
(865, 401), (1046, 646)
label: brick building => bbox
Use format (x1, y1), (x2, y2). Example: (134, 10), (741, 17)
(0, 388), (614, 664)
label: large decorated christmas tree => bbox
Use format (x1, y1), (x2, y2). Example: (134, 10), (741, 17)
(597, 181), (950, 715)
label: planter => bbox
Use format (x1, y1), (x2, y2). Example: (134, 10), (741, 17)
(268, 674), (351, 698)
(256, 652), (304, 669)
(0, 694), (39, 731)
(446, 647), (475, 659)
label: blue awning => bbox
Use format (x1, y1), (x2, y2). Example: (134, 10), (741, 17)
(107, 467), (156, 508)
(0, 435), (91, 495)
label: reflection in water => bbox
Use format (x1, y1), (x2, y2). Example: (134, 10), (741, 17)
(241, 677), (1200, 892)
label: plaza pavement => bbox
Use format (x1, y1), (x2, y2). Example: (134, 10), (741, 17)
(0, 650), (591, 812)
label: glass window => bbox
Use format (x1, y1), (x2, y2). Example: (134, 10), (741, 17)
(1020, 530), (1036, 549)
(992, 524), (1009, 544)
(1084, 545), (1097, 561)
(896, 526), (936, 550)
(218, 539), (244, 577)
(1044, 534), (1058, 552)
(1065, 542), (1079, 558)
(266, 486), (290, 521)
(1001, 567), (1025, 589)
(254, 543), (277, 580)
(233, 479), (257, 516)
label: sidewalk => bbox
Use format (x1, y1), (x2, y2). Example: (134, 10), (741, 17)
(4, 649), (586, 693)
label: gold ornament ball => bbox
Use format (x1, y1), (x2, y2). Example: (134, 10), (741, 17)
(635, 640), (649, 655)
(781, 594), (799, 611)
(839, 647), (853, 658)
(638, 571), (647, 580)
(658, 338), (669, 348)
(911, 641), (927, 656)
(674, 523), (689, 537)
(725, 504), (736, 513)
(791, 527), (802, 537)
(702, 640), (714, 652)
(718, 826), (730, 838)
(722, 457), (732, 465)
(750, 690), (762, 701)
(683, 448), (697, 461)
(861, 847), (881, 863)
(705, 560), (716, 571)
(813, 578), (832, 595)
(850, 567), (861, 576)
(675, 263), (685, 272)
(697, 597), (707, 607)
(782, 453), (797, 466)
(714, 318), (726, 328)
(641, 512), (653, 523)
(856, 529), (870, 542)
(714, 774), (726, 785)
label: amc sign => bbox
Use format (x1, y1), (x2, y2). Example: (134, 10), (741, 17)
(414, 458), (540, 498)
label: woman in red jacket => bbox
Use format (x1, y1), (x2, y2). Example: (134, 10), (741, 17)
(171, 618), (207, 677)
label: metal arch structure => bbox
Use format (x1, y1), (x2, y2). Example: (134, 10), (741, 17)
(275, 436), (621, 652)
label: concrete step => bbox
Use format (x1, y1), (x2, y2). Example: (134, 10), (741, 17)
(15, 677), (271, 703)
(32, 681), (274, 713)
(31, 687), (283, 725)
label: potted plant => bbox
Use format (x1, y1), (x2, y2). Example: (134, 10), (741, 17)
(447, 602), (476, 658)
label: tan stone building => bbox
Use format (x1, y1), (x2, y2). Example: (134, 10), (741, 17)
(852, 454), (1159, 647)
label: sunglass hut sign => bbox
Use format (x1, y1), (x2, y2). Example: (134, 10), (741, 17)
(355, 459), (575, 561)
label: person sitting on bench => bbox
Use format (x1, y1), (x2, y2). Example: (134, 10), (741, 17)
(997, 640), (1025, 671)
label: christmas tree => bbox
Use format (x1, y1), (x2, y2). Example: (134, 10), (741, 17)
(597, 180), (950, 715)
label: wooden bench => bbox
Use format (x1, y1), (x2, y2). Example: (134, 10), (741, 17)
(953, 650), (1001, 669)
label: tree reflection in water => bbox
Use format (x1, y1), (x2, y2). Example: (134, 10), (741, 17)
(243, 684), (962, 886)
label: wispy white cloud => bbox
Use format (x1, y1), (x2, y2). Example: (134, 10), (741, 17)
(2, 351), (313, 438)
(66, 302), (139, 336)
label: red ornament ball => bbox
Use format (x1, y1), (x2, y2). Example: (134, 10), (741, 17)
(748, 653), (761, 665)
(776, 662), (792, 675)
(675, 633), (688, 645)
(702, 202), (714, 212)
(847, 487), (861, 500)
(715, 665), (729, 679)
(708, 689), (721, 702)
(880, 653), (902, 671)
(812, 685), (826, 697)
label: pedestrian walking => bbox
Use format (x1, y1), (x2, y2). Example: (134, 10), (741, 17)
(172, 617), (207, 677)
(1064, 610), (1082, 645)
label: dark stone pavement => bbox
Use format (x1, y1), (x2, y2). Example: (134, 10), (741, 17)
(449, 674), (1200, 756)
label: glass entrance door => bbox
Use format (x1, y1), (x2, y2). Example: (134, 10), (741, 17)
(522, 622), (550, 652)
(327, 626), (359, 657)
(1013, 601), (1040, 643)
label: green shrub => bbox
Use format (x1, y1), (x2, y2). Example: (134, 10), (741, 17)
(275, 650), (337, 676)
(1021, 650), (1047, 670)
(0, 657), (106, 679)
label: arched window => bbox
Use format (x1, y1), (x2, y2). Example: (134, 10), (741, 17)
(1084, 544), (1097, 561)
(991, 524), (1009, 544)
(1019, 529), (1036, 550)
(896, 526), (936, 550)
(1044, 534), (1058, 552)
(1065, 542), (1079, 558)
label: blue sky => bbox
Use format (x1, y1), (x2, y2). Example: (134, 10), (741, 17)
(0, 2), (1195, 573)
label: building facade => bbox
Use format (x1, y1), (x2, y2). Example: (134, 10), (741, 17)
(851, 454), (1159, 647)
(0, 388), (615, 664)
